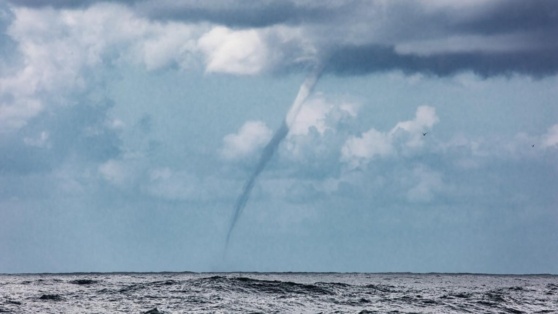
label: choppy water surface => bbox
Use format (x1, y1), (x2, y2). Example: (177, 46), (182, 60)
(1, 272), (557, 313)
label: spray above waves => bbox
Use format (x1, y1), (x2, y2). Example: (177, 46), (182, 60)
(224, 67), (323, 252)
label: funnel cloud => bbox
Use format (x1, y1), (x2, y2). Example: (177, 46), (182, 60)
(225, 67), (322, 251)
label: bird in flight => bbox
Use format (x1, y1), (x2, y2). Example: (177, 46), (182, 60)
(422, 132), (428, 136)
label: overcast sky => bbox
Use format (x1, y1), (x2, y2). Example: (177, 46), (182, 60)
(1, 0), (557, 274)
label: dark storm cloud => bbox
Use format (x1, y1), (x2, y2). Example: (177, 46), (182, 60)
(454, 0), (558, 35)
(4, 0), (140, 9)
(316, 0), (558, 77)
(326, 44), (558, 78)
(136, 0), (558, 77)
(4, 0), (558, 76)
(136, 0), (341, 28)
(7, 0), (558, 31)
(4, 0), (340, 26)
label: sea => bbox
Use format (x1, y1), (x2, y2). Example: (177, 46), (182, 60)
(1, 272), (557, 313)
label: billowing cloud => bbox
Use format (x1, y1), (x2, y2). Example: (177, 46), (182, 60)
(221, 120), (273, 160)
(198, 26), (269, 75)
(289, 95), (358, 136)
(341, 129), (393, 169)
(0, 3), (203, 133)
(341, 105), (439, 169)
(197, 24), (316, 75)
(390, 105), (439, 149)
(281, 95), (358, 171)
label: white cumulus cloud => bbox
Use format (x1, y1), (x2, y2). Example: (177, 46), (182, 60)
(289, 96), (357, 136)
(341, 105), (439, 169)
(390, 105), (439, 148)
(198, 26), (269, 75)
(221, 120), (273, 160)
(341, 128), (393, 169)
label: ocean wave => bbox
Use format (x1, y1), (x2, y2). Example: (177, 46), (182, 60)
(0, 273), (556, 313)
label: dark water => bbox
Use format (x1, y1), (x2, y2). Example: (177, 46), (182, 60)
(1, 272), (557, 313)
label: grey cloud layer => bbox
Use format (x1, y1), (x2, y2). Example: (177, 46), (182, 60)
(6, 0), (558, 77)
(137, 0), (340, 28)
(151, 0), (558, 77)
(326, 44), (558, 77)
